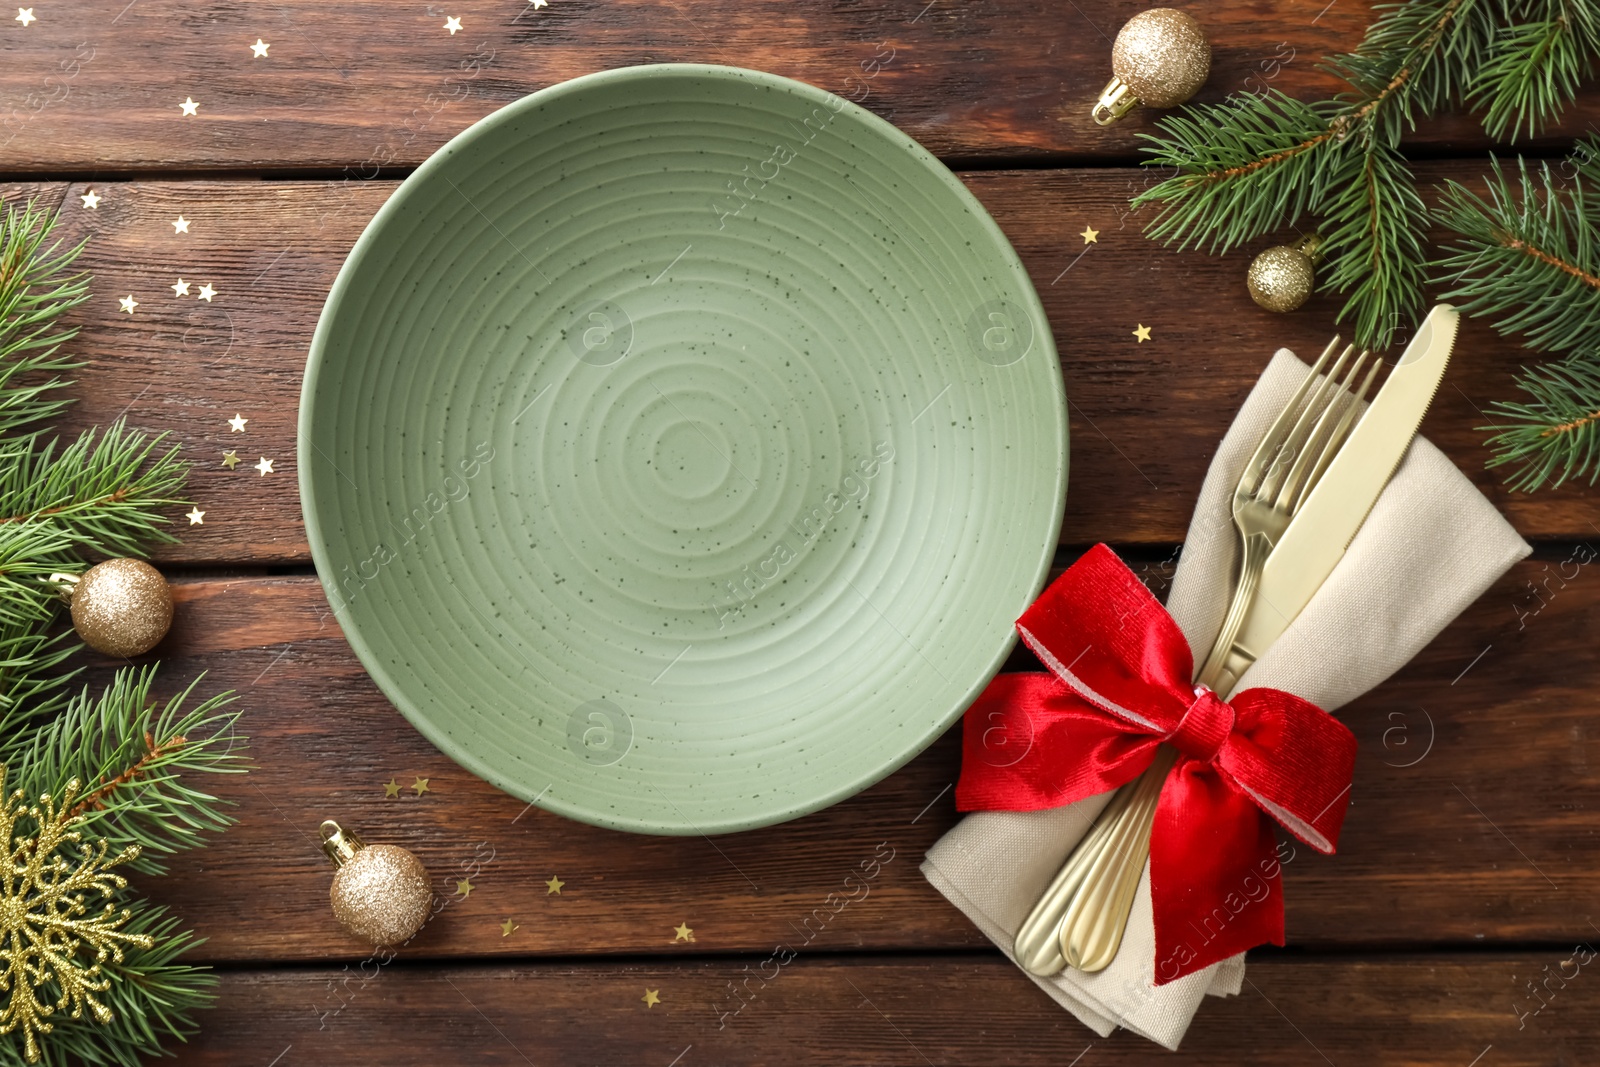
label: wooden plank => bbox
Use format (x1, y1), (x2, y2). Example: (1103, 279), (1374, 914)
(129, 553), (1600, 963)
(165, 954), (1597, 1065)
(4, 0), (1593, 173)
(10, 170), (1596, 567)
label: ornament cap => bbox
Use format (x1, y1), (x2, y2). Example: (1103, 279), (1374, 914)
(1092, 77), (1140, 126)
(1295, 232), (1325, 264)
(43, 571), (80, 603)
(320, 819), (368, 867)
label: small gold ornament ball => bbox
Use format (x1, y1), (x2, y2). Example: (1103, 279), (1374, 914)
(70, 558), (173, 657)
(323, 821), (433, 947)
(1247, 244), (1318, 312)
(1112, 8), (1212, 108)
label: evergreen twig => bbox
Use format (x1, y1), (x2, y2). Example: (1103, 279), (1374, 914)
(1133, 0), (1599, 353)
(0, 198), (246, 1064)
(1481, 353), (1600, 489)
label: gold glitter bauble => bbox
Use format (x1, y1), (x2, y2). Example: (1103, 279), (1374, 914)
(68, 558), (173, 657)
(1248, 243), (1318, 313)
(322, 820), (432, 947)
(1101, 8), (1211, 119)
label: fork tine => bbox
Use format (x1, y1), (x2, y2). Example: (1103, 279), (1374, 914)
(1274, 348), (1370, 511)
(1297, 350), (1380, 503)
(1257, 343), (1354, 502)
(1239, 336), (1340, 497)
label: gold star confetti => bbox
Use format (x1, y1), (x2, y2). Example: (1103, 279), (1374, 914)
(171, 278), (190, 297)
(254, 457), (274, 475)
(172, 215), (190, 234)
(444, 15), (462, 33)
(197, 282), (217, 302)
(411, 776), (430, 796)
(672, 922), (694, 943)
(118, 295), (138, 315)
(228, 413), (248, 432)
(383, 778), (400, 798)
(79, 190), (100, 209)
(1132, 323), (1152, 343)
(500, 919), (518, 937)
(185, 506), (205, 525)
(179, 97), (200, 117)
(641, 989), (661, 1008)
(251, 38), (270, 58)
(15, 8), (34, 26)
(221, 450), (241, 469)
(1080, 225), (1099, 244)
(456, 878), (474, 898)
(545, 875), (564, 895)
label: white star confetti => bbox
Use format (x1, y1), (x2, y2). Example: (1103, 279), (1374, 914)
(254, 457), (274, 476)
(79, 190), (100, 210)
(251, 38), (270, 58)
(118, 295), (138, 315)
(444, 15), (462, 33)
(15, 8), (35, 26)
(171, 278), (190, 297)
(186, 506), (205, 525)
(228, 414), (248, 432)
(172, 215), (190, 234)
(179, 97), (199, 117)
(197, 283), (217, 302)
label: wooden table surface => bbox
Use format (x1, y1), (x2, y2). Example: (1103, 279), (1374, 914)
(6, 2), (1599, 1064)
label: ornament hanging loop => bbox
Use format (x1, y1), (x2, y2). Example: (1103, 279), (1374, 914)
(1093, 77), (1139, 126)
(320, 819), (367, 867)
(43, 572), (80, 603)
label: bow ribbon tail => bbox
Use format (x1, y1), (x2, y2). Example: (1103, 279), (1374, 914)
(1148, 757), (1287, 984)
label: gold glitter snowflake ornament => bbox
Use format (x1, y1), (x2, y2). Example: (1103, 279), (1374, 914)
(0, 778), (152, 1063)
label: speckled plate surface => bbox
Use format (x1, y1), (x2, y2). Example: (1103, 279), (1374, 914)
(300, 64), (1068, 835)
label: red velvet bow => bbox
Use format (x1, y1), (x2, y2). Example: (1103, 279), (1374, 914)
(957, 544), (1357, 984)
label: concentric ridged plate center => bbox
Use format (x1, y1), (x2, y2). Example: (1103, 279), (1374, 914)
(300, 64), (1068, 834)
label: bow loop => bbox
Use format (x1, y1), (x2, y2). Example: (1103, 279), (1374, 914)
(956, 544), (1359, 984)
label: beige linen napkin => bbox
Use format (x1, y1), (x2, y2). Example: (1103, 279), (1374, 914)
(922, 348), (1531, 1049)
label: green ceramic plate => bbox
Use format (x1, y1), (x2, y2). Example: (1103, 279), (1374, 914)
(300, 64), (1067, 835)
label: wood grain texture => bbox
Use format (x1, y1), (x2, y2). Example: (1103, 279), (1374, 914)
(4, 0), (1595, 173)
(125, 552), (1599, 965)
(167, 954), (1597, 1065)
(9, 169), (1597, 567)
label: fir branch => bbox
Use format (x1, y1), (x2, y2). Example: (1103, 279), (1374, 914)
(1321, 0), (1496, 139)
(0, 190), (235, 1066)
(1319, 139), (1432, 350)
(1470, 0), (1600, 140)
(1134, 91), (1333, 253)
(0, 666), (247, 876)
(0, 624), (75, 723)
(1431, 147), (1600, 354)
(1481, 352), (1600, 489)
(1131, 0), (1594, 352)
(0, 419), (189, 557)
(0, 200), (86, 436)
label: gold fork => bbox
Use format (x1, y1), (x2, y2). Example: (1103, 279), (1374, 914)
(1014, 336), (1378, 977)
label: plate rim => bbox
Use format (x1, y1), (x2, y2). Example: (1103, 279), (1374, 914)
(299, 62), (1070, 835)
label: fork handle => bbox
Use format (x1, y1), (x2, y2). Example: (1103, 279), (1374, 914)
(1196, 531), (1270, 687)
(1013, 532), (1273, 977)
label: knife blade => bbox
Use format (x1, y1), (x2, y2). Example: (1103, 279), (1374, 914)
(1227, 303), (1459, 674)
